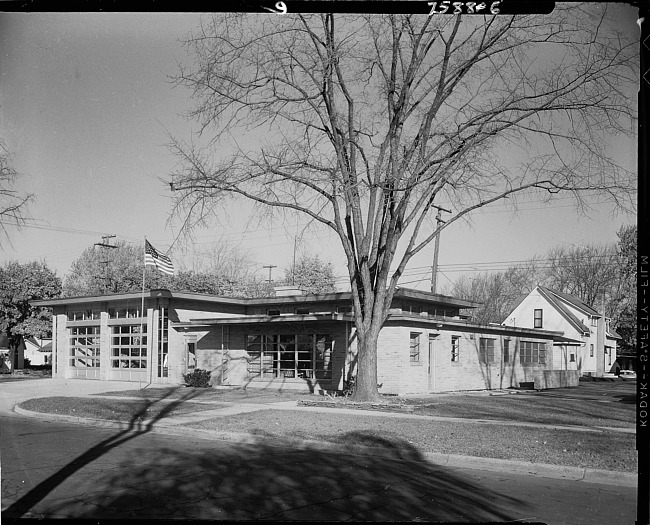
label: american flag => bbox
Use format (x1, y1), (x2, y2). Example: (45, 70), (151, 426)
(144, 240), (175, 276)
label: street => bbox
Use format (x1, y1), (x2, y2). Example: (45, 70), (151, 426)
(1, 414), (636, 523)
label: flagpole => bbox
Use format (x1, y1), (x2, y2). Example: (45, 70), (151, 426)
(140, 237), (147, 390)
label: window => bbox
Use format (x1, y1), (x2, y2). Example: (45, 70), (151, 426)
(607, 347), (612, 366)
(534, 309), (543, 328)
(266, 309), (281, 316)
(590, 344), (594, 358)
(570, 353), (576, 363)
(451, 336), (460, 362)
(67, 309), (100, 321)
(520, 341), (547, 365)
(295, 308), (310, 315)
(503, 340), (510, 363)
(336, 305), (353, 314)
(111, 325), (147, 369)
(409, 305), (422, 315)
(479, 338), (495, 364)
(69, 326), (101, 367)
(591, 317), (597, 327)
(410, 333), (421, 363)
(108, 307), (142, 319)
(246, 333), (333, 380)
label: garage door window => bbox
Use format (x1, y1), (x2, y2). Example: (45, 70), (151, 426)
(111, 325), (148, 369)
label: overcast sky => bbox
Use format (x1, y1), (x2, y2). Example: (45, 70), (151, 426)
(0, 7), (639, 292)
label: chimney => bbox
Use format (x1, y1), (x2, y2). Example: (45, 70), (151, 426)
(274, 286), (305, 297)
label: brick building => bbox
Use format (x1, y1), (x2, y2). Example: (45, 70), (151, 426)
(33, 287), (579, 394)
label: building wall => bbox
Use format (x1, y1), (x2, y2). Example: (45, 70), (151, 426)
(375, 323), (573, 394)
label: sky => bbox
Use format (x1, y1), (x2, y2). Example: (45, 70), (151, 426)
(0, 6), (640, 293)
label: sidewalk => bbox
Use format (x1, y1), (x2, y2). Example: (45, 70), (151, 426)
(4, 379), (637, 488)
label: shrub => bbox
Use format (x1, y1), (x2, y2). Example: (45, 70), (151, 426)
(183, 369), (212, 388)
(341, 376), (356, 397)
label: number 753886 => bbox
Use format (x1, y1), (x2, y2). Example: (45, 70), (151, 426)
(427, 1), (502, 15)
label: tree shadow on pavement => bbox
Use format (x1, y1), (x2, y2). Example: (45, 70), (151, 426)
(3, 387), (202, 519)
(34, 430), (530, 521)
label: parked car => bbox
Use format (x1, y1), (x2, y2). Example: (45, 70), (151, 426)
(619, 370), (636, 380)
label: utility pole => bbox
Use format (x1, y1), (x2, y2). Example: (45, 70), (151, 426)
(430, 206), (451, 294)
(263, 264), (277, 283)
(94, 235), (117, 293)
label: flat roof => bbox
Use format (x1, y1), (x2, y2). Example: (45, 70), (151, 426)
(32, 287), (480, 310)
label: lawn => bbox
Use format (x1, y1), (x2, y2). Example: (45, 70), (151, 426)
(95, 384), (636, 429)
(403, 393), (635, 428)
(185, 409), (637, 473)
(19, 396), (219, 422)
(95, 386), (316, 404)
(18, 382), (638, 473)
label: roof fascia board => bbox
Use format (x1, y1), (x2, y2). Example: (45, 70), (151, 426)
(540, 286), (600, 317)
(536, 286), (590, 335)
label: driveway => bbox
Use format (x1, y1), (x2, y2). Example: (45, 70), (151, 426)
(0, 378), (145, 415)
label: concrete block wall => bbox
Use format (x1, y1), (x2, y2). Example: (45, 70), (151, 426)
(376, 326), (406, 395)
(433, 333), (507, 392)
(374, 327), (562, 394)
(540, 370), (579, 389)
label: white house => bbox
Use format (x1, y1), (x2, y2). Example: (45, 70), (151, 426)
(24, 337), (53, 366)
(502, 286), (620, 377)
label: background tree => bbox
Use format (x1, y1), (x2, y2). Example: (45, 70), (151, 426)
(0, 139), (34, 243)
(447, 262), (540, 325)
(612, 224), (636, 353)
(541, 244), (619, 311)
(169, 11), (636, 401)
(63, 240), (276, 298)
(0, 261), (62, 368)
(182, 242), (275, 297)
(447, 236), (635, 346)
(63, 240), (154, 296)
(282, 254), (337, 294)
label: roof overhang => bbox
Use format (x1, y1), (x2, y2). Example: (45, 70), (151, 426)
(32, 286), (478, 310)
(175, 312), (564, 340)
(174, 313), (355, 329)
(551, 335), (583, 346)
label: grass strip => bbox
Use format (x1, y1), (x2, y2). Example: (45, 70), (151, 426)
(19, 396), (218, 422)
(185, 409), (637, 473)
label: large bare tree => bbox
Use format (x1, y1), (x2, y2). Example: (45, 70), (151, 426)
(169, 8), (636, 401)
(0, 139), (33, 243)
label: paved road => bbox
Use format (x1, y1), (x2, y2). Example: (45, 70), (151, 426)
(1, 415), (636, 523)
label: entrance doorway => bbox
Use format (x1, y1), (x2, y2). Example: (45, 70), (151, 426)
(428, 334), (438, 391)
(185, 338), (197, 374)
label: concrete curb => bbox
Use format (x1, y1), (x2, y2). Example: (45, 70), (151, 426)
(14, 405), (637, 488)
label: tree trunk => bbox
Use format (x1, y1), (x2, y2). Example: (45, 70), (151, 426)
(350, 325), (383, 403)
